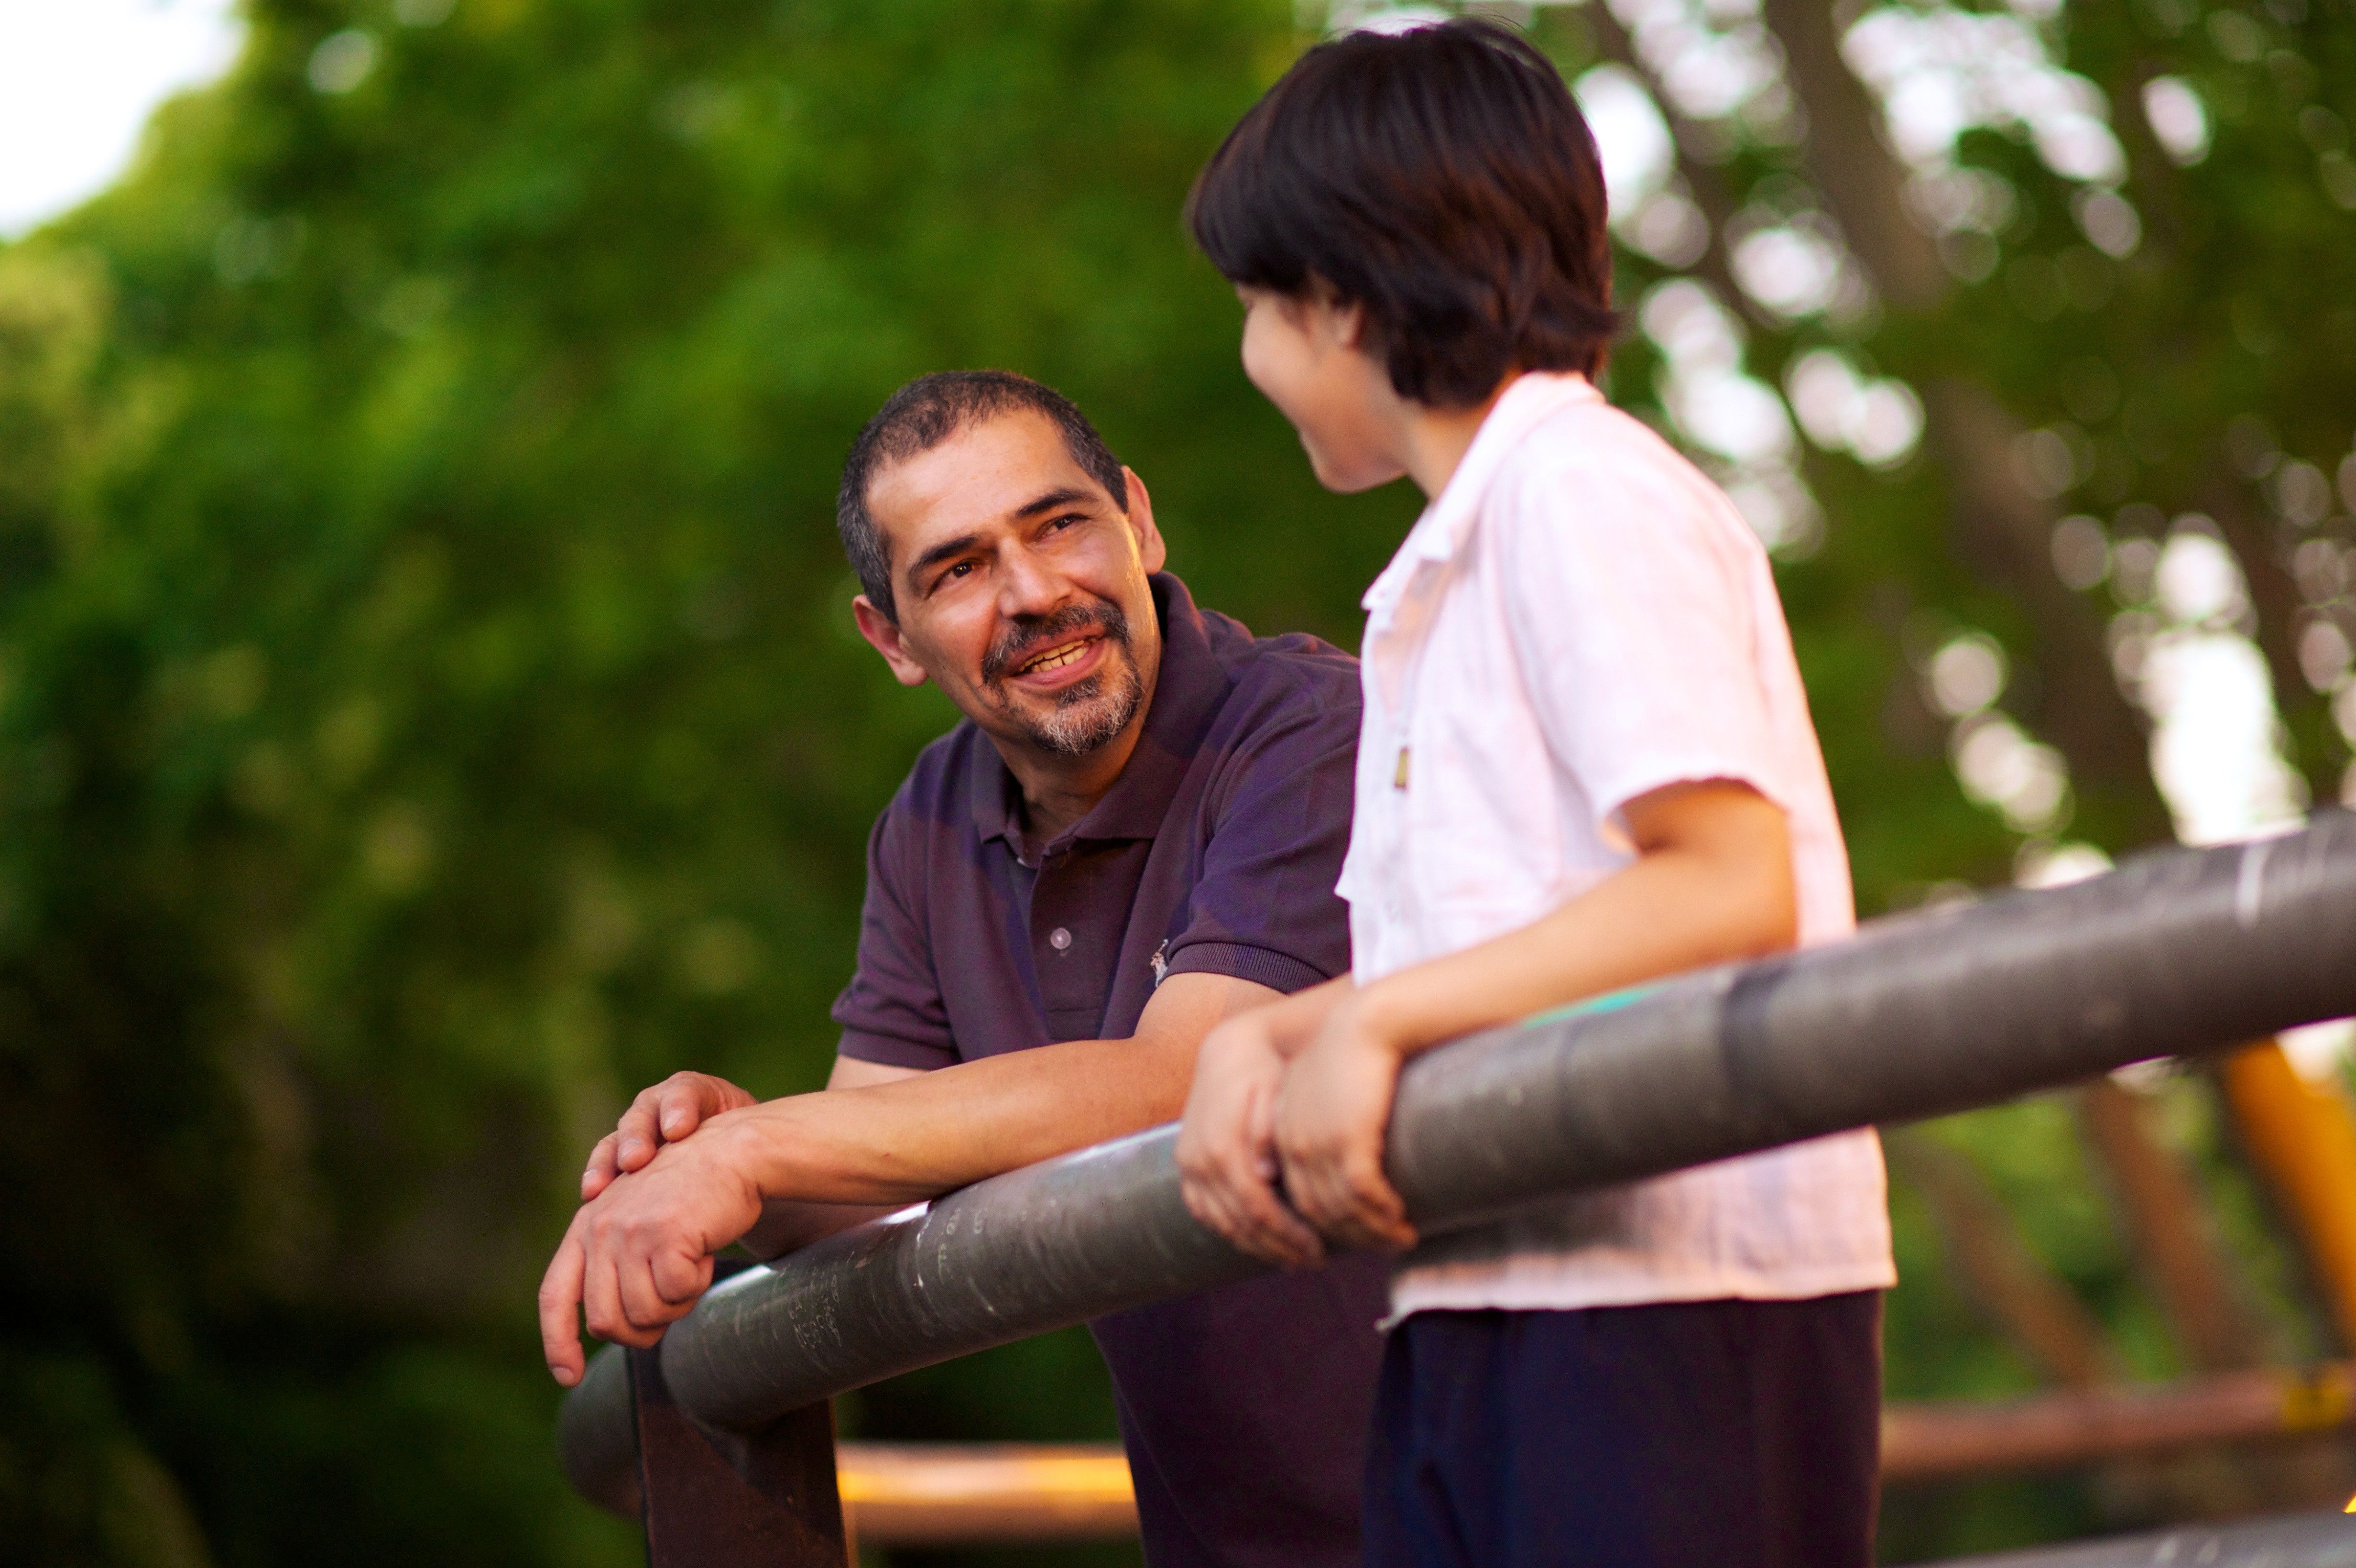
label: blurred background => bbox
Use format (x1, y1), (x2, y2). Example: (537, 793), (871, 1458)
(1, 0), (2353, 1563)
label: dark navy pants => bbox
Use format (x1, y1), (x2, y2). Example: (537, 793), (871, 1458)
(1365, 1293), (1883, 1568)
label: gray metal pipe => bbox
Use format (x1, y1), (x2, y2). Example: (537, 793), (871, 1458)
(560, 815), (2356, 1508)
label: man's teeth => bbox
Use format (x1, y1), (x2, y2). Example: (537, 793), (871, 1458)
(1018, 640), (1091, 675)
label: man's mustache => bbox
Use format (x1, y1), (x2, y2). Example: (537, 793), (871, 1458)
(981, 602), (1131, 685)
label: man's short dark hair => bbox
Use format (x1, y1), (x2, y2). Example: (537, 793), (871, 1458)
(1187, 19), (1616, 408)
(838, 370), (1127, 620)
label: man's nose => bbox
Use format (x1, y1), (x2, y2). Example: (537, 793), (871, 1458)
(995, 543), (1072, 621)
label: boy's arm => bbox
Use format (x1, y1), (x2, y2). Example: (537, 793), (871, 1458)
(1174, 973), (1356, 1265)
(1271, 778), (1794, 1253)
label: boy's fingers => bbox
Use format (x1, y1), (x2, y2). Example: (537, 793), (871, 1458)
(1279, 1140), (1348, 1229)
(1231, 1198), (1320, 1267)
(538, 1234), (589, 1385)
(1183, 1151), (1320, 1267)
(1229, 1160), (1322, 1265)
(1331, 1164), (1414, 1252)
(1253, 1203), (1326, 1267)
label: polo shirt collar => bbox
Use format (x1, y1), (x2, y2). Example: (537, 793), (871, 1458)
(967, 572), (1230, 852)
(1361, 370), (1602, 613)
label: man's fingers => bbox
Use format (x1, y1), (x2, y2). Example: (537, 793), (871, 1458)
(650, 1244), (716, 1308)
(581, 1240), (632, 1346)
(614, 1091), (666, 1173)
(616, 1252), (687, 1337)
(657, 1079), (709, 1141)
(538, 1234), (589, 1386)
(581, 1134), (621, 1200)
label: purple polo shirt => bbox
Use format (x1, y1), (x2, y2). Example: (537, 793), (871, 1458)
(832, 572), (1389, 1568)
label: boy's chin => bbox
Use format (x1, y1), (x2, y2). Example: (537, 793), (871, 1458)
(1306, 445), (1406, 495)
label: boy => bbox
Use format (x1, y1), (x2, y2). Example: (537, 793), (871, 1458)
(1172, 21), (1894, 1568)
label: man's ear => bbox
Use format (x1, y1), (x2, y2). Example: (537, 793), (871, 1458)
(852, 595), (931, 688)
(1121, 468), (1168, 575)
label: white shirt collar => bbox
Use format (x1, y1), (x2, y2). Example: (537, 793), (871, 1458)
(1361, 371), (1603, 613)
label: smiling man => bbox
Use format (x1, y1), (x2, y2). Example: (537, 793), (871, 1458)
(539, 370), (1388, 1568)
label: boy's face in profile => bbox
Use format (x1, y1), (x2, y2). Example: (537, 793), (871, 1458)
(853, 410), (1166, 762)
(1237, 285), (1411, 495)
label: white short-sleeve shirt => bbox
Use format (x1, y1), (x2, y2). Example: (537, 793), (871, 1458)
(1339, 371), (1896, 1317)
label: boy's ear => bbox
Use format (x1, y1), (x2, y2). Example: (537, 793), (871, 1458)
(852, 595), (931, 688)
(1295, 275), (1369, 353)
(1121, 468), (1167, 574)
(1332, 297), (1372, 353)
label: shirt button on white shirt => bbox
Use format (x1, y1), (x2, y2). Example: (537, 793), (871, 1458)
(1048, 926), (1073, 952)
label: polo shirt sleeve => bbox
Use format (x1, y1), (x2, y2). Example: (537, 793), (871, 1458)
(1495, 450), (1789, 833)
(1161, 690), (1358, 995)
(830, 803), (960, 1072)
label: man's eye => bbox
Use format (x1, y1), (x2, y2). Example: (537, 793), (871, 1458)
(946, 561), (975, 580)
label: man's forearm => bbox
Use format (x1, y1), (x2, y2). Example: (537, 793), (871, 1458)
(678, 971), (1282, 1211)
(710, 1033), (1197, 1207)
(740, 1198), (911, 1258)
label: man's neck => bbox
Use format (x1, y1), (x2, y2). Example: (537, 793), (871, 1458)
(1003, 708), (1150, 850)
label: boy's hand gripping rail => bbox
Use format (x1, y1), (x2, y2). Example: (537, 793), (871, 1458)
(562, 814), (2356, 1515)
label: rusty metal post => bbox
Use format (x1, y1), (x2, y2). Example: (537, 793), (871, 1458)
(630, 1345), (849, 1568)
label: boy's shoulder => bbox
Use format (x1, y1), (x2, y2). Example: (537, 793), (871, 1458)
(1485, 395), (1758, 557)
(1504, 394), (1712, 495)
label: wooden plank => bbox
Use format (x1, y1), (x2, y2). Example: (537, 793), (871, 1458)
(837, 1442), (1135, 1544)
(1881, 1363), (2356, 1481)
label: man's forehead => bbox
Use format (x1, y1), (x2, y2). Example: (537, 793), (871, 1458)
(867, 410), (1112, 546)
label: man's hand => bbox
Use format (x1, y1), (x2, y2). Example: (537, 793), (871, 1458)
(539, 1121), (766, 1387)
(1177, 1011), (1325, 1267)
(581, 1071), (758, 1201)
(1271, 992), (1418, 1254)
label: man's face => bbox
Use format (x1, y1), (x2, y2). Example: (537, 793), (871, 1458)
(856, 411), (1167, 763)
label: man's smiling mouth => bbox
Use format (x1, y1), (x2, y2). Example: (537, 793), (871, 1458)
(1015, 637), (1097, 676)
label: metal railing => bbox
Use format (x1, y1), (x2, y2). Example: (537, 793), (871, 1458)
(558, 813), (2356, 1561)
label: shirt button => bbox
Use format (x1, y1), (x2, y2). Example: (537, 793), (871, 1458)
(1048, 926), (1073, 952)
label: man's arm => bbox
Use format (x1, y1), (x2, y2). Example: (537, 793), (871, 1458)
(539, 970), (1279, 1384)
(731, 1057), (923, 1258)
(579, 1055), (916, 1206)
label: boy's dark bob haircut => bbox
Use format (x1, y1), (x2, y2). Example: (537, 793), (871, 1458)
(1188, 19), (1616, 409)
